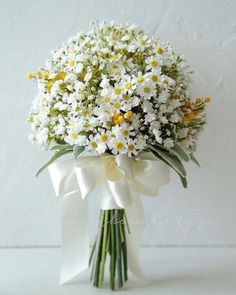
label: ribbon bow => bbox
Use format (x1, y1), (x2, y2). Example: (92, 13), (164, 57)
(48, 151), (169, 284)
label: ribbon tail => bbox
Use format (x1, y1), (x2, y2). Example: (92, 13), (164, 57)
(125, 193), (146, 280)
(60, 191), (89, 284)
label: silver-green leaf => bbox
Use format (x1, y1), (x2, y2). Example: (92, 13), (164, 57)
(190, 154), (201, 167)
(73, 145), (85, 159)
(148, 145), (187, 178)
(36, 149), (72, 177)
(172, 143), (189, 161)
(50, 144), (72, 151)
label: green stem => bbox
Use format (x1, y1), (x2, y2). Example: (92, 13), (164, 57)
(90, 209), (128, 290)
(99, 210), (109, 284)
(121, 211), (128, 281)
(110, 210), (116, 290)
(115, 210), (123, 288)
(93, 211), (104, 287)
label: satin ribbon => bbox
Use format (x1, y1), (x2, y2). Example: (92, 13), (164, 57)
(48, 151), (169, 284)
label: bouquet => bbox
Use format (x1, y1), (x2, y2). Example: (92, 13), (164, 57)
(27, 21), (210, 290)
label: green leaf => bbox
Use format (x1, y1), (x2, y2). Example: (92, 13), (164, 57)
(148, 145), (187, 177)
(73, 145), (85, 159)
(50, 144), (72, 151)
(190, 154), (201, 167)
(152, 141), (169, 152)
(36, 149), (72, 177)
(180, 175), (188, 188)
(172, 143), (189, 161)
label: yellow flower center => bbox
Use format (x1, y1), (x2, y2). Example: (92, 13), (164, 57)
(122, 130), (129, 137)
(68, 60), (75, 66)
(114, 88), (122, 95)
(128, 144), (135, 151)
(70, 133), (77, 139)
(122, 61), (128, 67)
(105, 96), (111, 103)
(114, 71), (121, 76)
(150, 60), (158, 67)
(113, 102), (120, 109)
(90, 141), (98, 149)
(139, 39), (146, 45)
(75, 106), (80, 112)
(82, 123), (90, 128)
(101, 134), (108, 142)
(143, 86), (151, 93)
(114, 142), (124, 150)
(124, 82), (131, 90)
(82, 110), (89, 117)
(150, 75), (158, 82)
(156, 48), (164, 55)
(137, 76), (144, 84)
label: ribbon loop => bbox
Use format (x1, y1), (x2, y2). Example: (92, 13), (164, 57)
(48, 152), (169, 284)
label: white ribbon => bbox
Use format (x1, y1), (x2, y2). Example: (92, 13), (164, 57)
(48, 151), (169, 284)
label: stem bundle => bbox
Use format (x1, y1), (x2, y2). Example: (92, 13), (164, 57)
(90, 209), (128, 290)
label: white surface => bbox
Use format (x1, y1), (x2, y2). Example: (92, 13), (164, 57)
(0, 247), (235, 294)
(0, 0), (236, 247)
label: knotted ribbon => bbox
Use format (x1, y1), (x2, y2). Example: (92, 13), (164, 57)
(48, 151), (169, 284)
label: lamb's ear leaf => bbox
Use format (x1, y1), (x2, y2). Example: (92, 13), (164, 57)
(180, 175), (188, 188)
(148, 145), (188, 189)
(190, 154), (201, 167)
(73, 145), (85, 159)
(171, 143), (189, 161)
(148, 145), (187, 178)
(50, 144), (72, 151)
(36, 149), (72, 177)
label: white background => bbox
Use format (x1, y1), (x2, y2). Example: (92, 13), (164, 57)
(0, 0), (235, 248)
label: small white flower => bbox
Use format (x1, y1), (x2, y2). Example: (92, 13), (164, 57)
(28, 22), (206, 158)
(146, 56), (161, 70)
(163, 138), (174, 149)
(142, 101), (153, 113)
(137, 81), (156, 99)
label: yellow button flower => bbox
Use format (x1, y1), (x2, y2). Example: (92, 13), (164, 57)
(124, 111), (132, 120)
(26, 73), (33, 80)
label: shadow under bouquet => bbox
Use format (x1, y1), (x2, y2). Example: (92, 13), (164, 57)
(27, 21), (210, 290)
